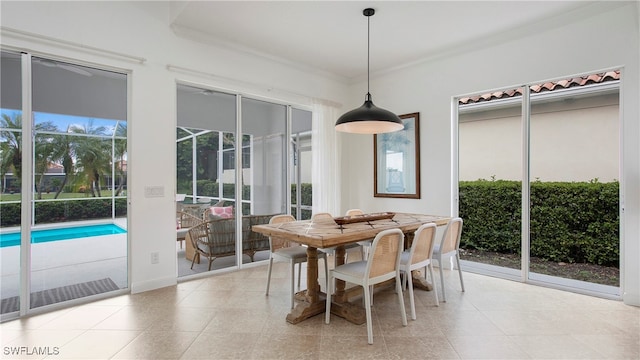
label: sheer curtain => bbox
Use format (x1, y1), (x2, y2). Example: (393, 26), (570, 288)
(311, 100), (341, 216)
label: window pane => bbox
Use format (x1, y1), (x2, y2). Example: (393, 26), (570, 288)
(177, 85), (237, 275)
(0, 50), (23, 315)
(177, 128), (195, 196)
(241, 98), (286, 217)
(458, 88), (523, 272)
(241, 98), (286, 265)
(529, 72), (620, 290)
(30, 57), (127, 309)
(291, 108), (312, 220)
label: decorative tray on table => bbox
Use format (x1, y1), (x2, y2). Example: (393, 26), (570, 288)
(333, 212), (395, 225)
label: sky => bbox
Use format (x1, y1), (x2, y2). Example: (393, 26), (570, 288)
(1, 108), (124, 137)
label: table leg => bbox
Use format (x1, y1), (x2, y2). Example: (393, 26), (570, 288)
(411, 270), (434, 291)
(286, 246), (326, 324)
(304, 246), (320, 302)
(333, 246), (347, 302)
(404, 233), (433, 291)
(327, 245), (366, 325)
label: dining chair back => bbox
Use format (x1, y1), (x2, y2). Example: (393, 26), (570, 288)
(325, 228), (407, 344)
(269, 214), (298, 251)
(345, 209), (369, 260)
(265, 214), (328, 309)
(311, 212), (333, 221)
(345, 209), (364, 216)
(313, 212), (362, 262)
(432, 217), (465, 302)
(400, 222), (439, 320)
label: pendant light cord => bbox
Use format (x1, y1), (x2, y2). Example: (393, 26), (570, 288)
(367, 13), (370, 96)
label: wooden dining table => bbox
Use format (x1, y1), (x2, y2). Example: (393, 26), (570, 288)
(252, 212), (451, 324)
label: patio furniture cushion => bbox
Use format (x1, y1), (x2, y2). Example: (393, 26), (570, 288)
(210, 206), (234, 218)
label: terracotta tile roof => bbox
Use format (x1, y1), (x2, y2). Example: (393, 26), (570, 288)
(46, 162), (64, 174)
(459, 70), (620, 105)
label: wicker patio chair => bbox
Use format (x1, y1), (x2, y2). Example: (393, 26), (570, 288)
(176, 211), (203, 249)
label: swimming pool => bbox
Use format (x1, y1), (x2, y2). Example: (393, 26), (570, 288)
(0, 224), (126, 248)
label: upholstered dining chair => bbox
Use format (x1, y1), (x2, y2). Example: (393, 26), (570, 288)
(432, 217), (465, 302)
(325, 228), (408, 345)
(400, 222), (439, 320)
(265, 214), (328, 309)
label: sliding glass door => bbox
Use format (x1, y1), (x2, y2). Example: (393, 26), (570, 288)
(1, 52), (128, 317)
(458, 87), (523, 277)
(0, 50), (23, 316)
(176, 85), (306, 276)
(457, 71), (621, 296)
(291, 108), (313, 220)
(528, 78), (620, 292)
(30, 56), (128, 309)
(241, 98), (287, 263)
(176, 85), (238, 275)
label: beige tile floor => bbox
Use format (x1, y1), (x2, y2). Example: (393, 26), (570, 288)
(1, 263), (638, 359)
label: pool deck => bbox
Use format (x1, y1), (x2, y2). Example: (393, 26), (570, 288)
(1, 217), (270, 307)
(0, 218), (128, 299)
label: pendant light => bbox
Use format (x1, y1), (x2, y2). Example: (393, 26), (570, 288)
(335, 8), (403, 134)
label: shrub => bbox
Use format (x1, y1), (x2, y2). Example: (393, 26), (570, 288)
(291, 183), (312, 205)
(0, 198), (128, 227)
(459, 180), (619, 267)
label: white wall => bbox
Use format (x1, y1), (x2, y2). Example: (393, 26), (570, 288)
(0, 1), (347, 294)
(339, 3), (639, 306)
(459, 95), (620, 182)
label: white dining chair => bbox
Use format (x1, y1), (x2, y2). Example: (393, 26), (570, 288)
(312, 212), (361, 263)
(325, 228), (407, 344)
(400, 222), (439, 320)
(265, 214), (328, 309)
(345, 209), (370, 260)
(432, 217), (465, 302)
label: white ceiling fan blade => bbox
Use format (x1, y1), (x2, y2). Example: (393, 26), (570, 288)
(36, 58), (57, 67)
(57, 64), (93, 77)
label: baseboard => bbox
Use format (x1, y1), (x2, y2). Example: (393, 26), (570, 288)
(130, 276), (177, 294)
(623, 290), (640, 307)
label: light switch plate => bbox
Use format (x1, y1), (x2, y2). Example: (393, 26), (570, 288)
(144, 186), (164, 198)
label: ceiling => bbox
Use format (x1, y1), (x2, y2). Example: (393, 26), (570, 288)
(167, 1), (611, 83)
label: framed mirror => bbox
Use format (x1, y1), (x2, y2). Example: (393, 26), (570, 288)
(374, 112), (420, 198)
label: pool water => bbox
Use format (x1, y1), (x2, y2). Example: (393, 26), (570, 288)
(0, 224), (126, 248)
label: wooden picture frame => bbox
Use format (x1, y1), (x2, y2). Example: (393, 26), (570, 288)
(374, 112), (420, 198)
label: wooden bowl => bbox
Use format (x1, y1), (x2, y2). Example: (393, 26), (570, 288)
(333, 212), (395, 225)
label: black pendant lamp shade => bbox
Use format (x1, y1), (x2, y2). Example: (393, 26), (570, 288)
(335, 8), (403, 134)
(335, 93), (403, 134)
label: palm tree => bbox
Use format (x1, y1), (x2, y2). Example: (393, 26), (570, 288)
(113, 122), (127, 196)
(33, 122), (59, 199)
(1, 113), (59, 197)
(71, 120), (110, 197)
(51, 132), (75, 199)
(0, 113), (23, 189)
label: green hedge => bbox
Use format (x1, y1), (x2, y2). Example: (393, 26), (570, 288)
(193, 181), (313, 203)
(0, 198), (127, 227)
(194, 181), (241, 199)
(185, 181), (313, 217)
(459, 180), (619, 267)
(291, 183), (312, 206)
